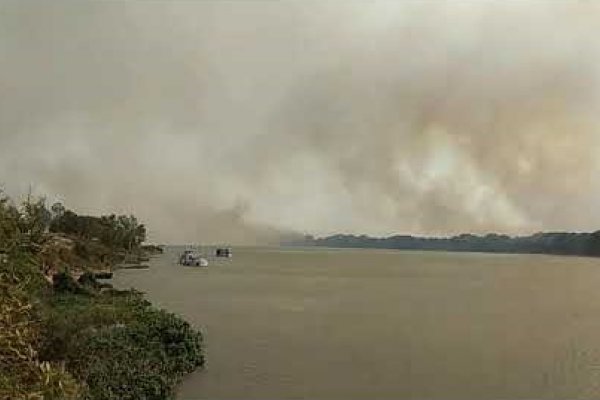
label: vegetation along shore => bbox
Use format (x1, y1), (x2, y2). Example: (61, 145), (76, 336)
(295, 232), (600, 257)
(0, 192), (204, 399)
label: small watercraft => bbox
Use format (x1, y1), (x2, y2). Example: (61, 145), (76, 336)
(215, 247), (232, 258)
(179, 250), (208, 267)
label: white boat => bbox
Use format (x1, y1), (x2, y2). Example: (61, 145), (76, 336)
(179, 250), (208, 267)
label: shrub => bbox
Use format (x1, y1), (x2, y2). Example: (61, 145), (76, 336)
(39, 289), (146, 362)
(40, 289), (204, 400)
(0, 266), (81, 399)
(67, 306), (204, 400)
(1, 193), (204, 399)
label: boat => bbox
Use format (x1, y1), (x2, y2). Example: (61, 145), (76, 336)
(215, 247), (232, 258)
(179, 250), (208, 267)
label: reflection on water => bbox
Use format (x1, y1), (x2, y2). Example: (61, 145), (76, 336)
(113, 247), (600, 399)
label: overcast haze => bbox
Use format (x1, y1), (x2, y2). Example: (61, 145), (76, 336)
(1, 1), (600, 244)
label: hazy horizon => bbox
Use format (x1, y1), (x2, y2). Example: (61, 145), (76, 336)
(2, 1), (600, 244)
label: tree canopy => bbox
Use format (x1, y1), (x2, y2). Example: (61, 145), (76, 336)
(295, 231), (600, 257)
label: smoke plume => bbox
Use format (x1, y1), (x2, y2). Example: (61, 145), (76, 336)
(1, 1), (600, 243)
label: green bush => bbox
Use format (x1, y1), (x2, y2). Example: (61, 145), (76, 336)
(68, 307), (204, 400)
(40, 289), (147, 361)
(40, 289), (204, 400)
(0, 265), (81, 400)
(1, 193), (204, 399)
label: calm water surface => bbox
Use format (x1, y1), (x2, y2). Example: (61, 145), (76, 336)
(113, 247), (600, 399)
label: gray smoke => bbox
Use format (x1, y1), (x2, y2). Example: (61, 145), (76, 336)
(1, 1), (600, 243)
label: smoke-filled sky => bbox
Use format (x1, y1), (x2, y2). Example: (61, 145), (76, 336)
(1, 1), (600, 244)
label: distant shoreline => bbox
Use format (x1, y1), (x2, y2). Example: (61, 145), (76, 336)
(289, 231), (600, 258)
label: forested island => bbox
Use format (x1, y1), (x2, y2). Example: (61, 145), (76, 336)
(295, 231), (600, 257)
(1, 193), (203, 399)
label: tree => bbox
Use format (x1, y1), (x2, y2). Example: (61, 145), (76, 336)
(50, 202), (65, 220)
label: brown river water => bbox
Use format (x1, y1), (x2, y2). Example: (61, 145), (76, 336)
(113, 246), (600, 399)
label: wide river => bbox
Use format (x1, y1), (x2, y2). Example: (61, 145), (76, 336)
(114, 246), (600, 399)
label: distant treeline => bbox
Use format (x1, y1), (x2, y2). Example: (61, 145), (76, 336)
(294, 232), (600, 257)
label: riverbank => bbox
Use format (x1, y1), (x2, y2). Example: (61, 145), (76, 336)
(294, 231), (600, 258)
(0, 194), (204, 399)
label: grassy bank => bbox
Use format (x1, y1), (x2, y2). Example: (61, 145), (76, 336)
(0, 194), (203, 399)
